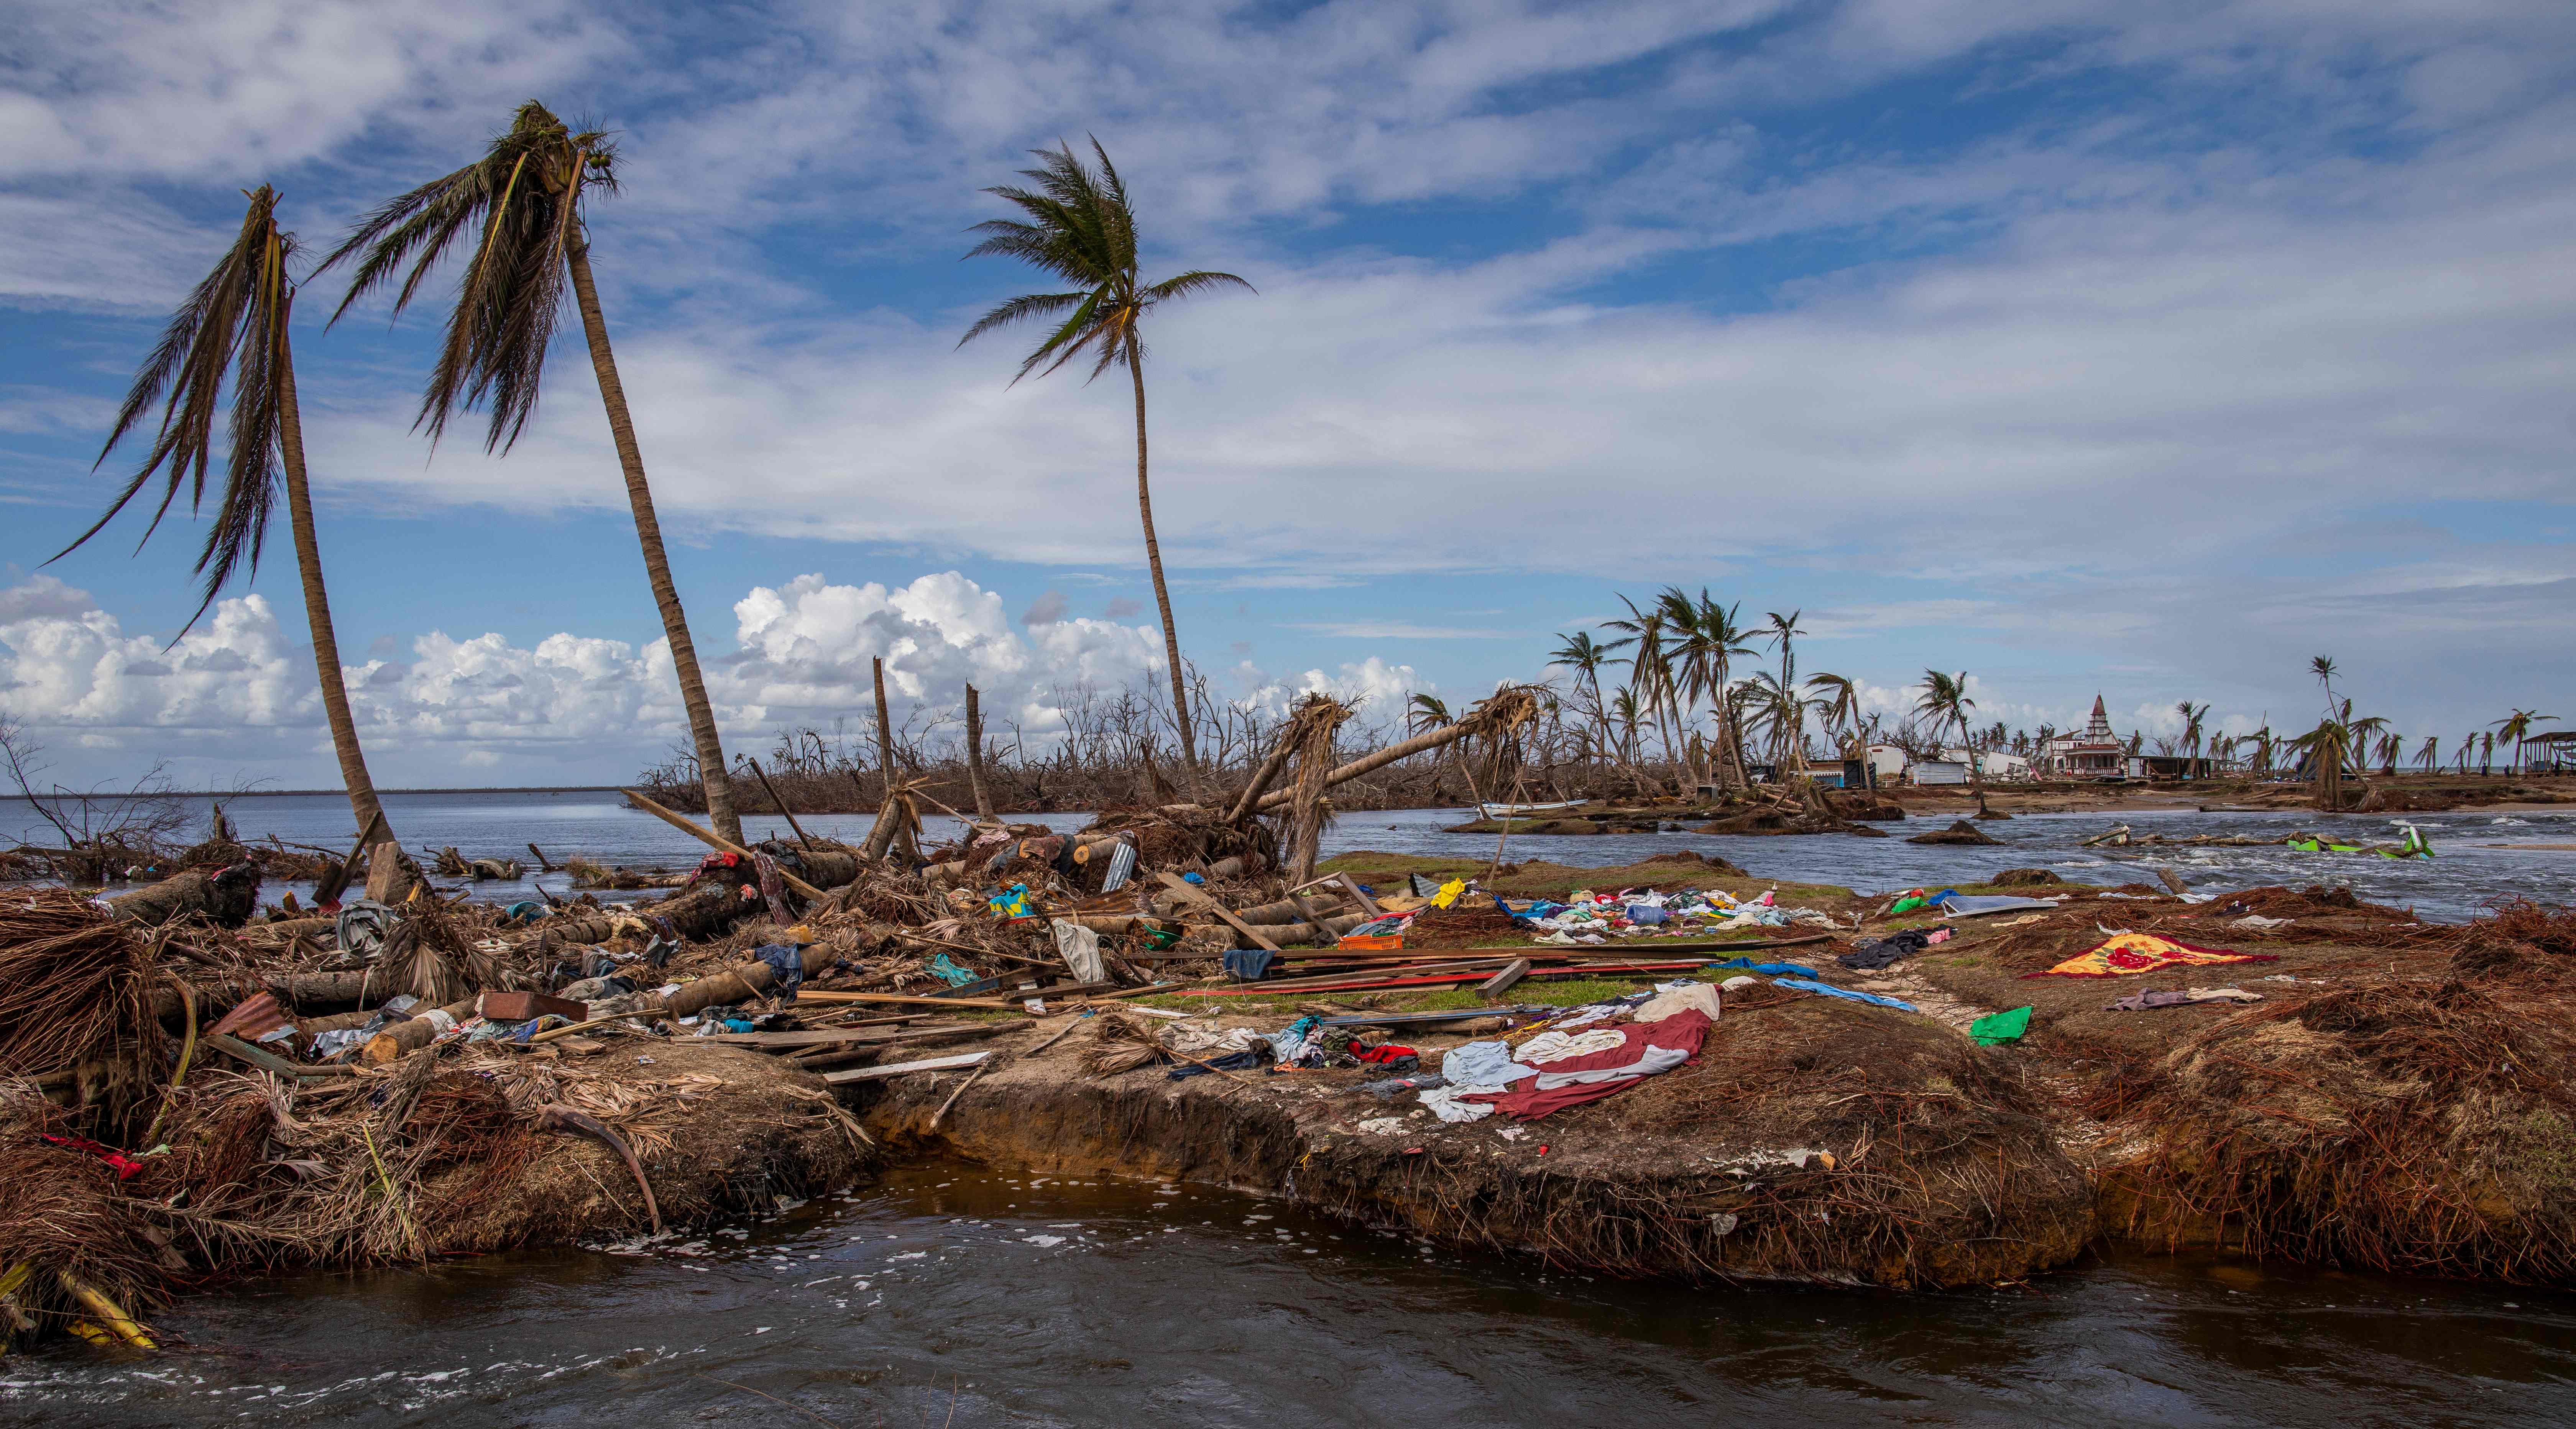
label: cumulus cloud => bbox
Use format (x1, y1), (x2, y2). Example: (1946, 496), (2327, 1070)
(0, 572), (1198, 782)
(1019, 590), (1066, 626)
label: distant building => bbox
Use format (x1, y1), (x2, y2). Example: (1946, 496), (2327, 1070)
(1912, 760), (1969, 785)
(2035, 696), (2127, 780)
(1940, 746), (2030, 781)
(1863, 743), (1909, 780)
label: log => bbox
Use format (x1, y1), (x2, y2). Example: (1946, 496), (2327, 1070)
(1253, 720), (1475, 813)
(1156, 871), (1278, 952)
(358, 996), (478, 1064)
(106, 866), (258, 929)
(1479, 958), (1533, 996)
(652, 937), (846, 1020)
(964, 684), (996, 820)
(1230, 912), (1372, 948)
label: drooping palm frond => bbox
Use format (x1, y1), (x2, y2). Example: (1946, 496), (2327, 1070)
(56, 187), (301, 634)
(317, 101), (613, 453)
(958, 138), (1252, 384)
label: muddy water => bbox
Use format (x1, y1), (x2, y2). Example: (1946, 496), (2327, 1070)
(8, 793), (2574, 922)
(6, 1160), (2571, 1427)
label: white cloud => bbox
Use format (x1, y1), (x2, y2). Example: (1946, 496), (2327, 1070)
(0, 571), (1194, 782)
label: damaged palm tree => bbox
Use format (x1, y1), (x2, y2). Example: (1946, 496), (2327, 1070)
(1249, 685), (1544, 817)
(320, 101), (743, 846)
(51, 186), (402, 883)
(1280, 694), (1355, 883)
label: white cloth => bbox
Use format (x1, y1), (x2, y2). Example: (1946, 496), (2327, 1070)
(1050, 919), (1107, 983)
(1419, 1084), (1503, 1122)
(1517, 1027), (1629, 1065)
(1532, 1043), (1692, 1090)
(1163, 1025), (1264, 1056)
(1633, 983), (1723, 1023)
(1442, 1040), (1539, 1087)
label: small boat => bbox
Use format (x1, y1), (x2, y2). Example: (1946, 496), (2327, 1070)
(1477, 799), (1587, 819)
(2284, 822), (2433, 859)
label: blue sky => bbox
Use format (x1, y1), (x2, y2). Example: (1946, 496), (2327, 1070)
(3, 0), (2572, 788)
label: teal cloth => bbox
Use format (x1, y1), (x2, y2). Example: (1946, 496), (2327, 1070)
(927, 953), (979, 987)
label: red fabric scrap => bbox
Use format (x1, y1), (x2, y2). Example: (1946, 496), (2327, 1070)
(1355, 1043), (1418, 1064)
(42, 1133), (148, 1181)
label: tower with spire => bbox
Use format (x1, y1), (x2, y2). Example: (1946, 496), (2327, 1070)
(2038, 694), (2126, 779)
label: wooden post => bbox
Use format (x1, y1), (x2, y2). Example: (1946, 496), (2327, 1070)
(964, 684), (996, 820)
(746, 758), (816, 849)
(1156, 870), (1279, 953)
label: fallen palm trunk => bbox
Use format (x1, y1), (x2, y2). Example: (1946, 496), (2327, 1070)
(1251, 687), (1540, 815)
(357, 996), (479, 1064)
(105, 864), (261, 930)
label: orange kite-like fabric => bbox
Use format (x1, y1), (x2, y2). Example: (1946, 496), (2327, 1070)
(2022, 932), (2280, 979)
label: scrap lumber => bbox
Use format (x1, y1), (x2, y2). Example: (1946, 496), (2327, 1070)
(822, 1050), (990, 1084)
(1156, 870), (1279, 953)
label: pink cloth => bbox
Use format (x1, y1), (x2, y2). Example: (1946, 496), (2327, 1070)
(1465, 1010), (1712, 1120)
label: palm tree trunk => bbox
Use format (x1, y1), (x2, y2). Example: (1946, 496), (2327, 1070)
(1128, 359), (1203, 799)
(274, 339), (398, 860)
(1959, 714), (1989, 815)
(566, 242), (740, 845)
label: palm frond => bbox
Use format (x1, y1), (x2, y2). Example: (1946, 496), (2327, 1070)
(57, 187), (298, 635)
(317, 100), (608, 452)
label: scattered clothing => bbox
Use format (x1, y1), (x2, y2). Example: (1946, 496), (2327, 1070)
(1442, 1039), (1540, 1088)
(1970, 1006), (2033, 1045)
(1770, 977), (1920, 1012)
(1362, 1072), (1447, 1099)
(1052, 918), (1108, 983)
(1633, 982), (1724, 1023)
(2026, 932), (2281, 979)
(1421, 1084), (1505, 1122)
(927, 953), (981, 987)
(1355, 1043), (1419, 1065)
(1168, 1050), (1265, 1080)
(1517, 1027), (1631, 1065)
(752, 942), (806, 1000)
(2229, 914), (2293, 932)
(1223, 947), (1276, 982)
(1705, 956), (1824, 978)
(1840, 927), (1942, 971)
(2106, 987), (2266, 1012)
(1465, 1010), (1713, 1120)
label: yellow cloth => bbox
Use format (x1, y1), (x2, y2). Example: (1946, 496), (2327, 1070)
(2031, 932), (2277, 979)
(1431, 878), (1468, 909)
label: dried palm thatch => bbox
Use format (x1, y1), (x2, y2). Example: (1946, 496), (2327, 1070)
(2095, 975), (2576, 1283)
(0, 890), (164, 1110)
(1079, 1010), (1168, 1076)
(1280, 694), (1355, 883)
(0, 1087), (172, 1340)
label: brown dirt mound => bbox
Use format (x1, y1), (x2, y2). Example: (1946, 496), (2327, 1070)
(2093, 976), (2576, 1283)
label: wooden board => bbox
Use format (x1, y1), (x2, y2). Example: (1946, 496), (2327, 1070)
(792, 991), (1019, 1009)
(821, 1050), (989, 1084)
(1154, 871), (1279, 953)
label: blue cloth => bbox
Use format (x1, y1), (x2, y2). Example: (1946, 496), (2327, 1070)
(754, 943), (806, 999)
(1224, 947), (1276, 982)
(502, 900), (545, 924)
(1181, 871), (1206, 885)
(1626, 905), (1669, 924)
(927, 953), (979, 987)
(1771, 976), (1919, 1012)
(1707, 955), (1824, 978)
(1169, 1049), (1264, 1080)
(1441, 1039), (1539, 1087)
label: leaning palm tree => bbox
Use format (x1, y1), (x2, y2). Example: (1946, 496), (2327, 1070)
(319, 101), (743, 842)
(1600, 597), (1678, 776)
(1915, 670), (1988, 815)
(959, 139), (1253, 797)
(56, 186), (398, 862)
(2175, 701), (2210, 773)
(2289, 710), (2354, 810)
(2494, 709), (2556, 777)
(1547, 630), (1617, 779)
(1807, 672), (1865, 784)
(2415, 735), (2440, 774)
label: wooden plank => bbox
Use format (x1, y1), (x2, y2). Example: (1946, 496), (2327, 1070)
(792, 991), (1019, 1010)
(1478, 958), (1533, 997)
(1337, 872), (1382, 917)
(821, 1051), (989, 1084)
(711, 1022), (1017, 1050)
(1155, 871), (1279, 953)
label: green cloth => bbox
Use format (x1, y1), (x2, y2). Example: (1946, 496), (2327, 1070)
(1970, 1005), (2033, 1045)
(1889, 895), (1928, 915)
